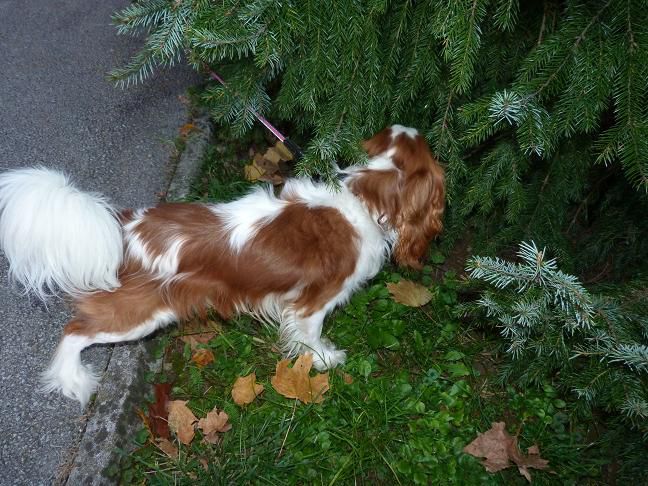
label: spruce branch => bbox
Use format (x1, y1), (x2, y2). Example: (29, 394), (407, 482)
(112, 0), (171, 34)
(532, 0), (613, 98)
(606, 344), (648, 373)
(468, 242), (648, 430)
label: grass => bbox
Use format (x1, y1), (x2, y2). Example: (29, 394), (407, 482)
(110, 127), (612, 485)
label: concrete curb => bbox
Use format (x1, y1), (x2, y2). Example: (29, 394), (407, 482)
(166, 114), (213, 201)
(63, 113), (212, 485)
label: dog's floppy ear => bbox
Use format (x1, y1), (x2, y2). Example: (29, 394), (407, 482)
(393, 153), (445, 269)
(362, 127), (392, 157)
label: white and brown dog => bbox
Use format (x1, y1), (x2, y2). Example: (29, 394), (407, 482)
(0, 125), (444, 406)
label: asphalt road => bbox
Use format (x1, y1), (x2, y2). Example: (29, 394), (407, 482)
(0, 1), (197, 483)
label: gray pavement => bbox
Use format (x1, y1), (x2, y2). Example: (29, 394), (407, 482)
(0, 1), (198, 483)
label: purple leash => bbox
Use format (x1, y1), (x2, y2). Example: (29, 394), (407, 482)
(207, 70), (303, 160)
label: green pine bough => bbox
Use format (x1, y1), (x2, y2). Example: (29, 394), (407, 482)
(466, 241), (648, 435)
(111, 0), (648, 275)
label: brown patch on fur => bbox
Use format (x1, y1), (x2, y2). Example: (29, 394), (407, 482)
(65, 273), (166, 336)
(253, 204), (358, 314)
(391, 131), (445, 269)
(126, 204), (218, 263)
(348, 169), (401, 222)
(352, 126), (445, 269)
(167, 202), (359, 319)
(67, 200), (359, 336)
(362, 127), (392, 156)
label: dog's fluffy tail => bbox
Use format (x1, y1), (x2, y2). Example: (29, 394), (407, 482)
(0, 167), (123, 299)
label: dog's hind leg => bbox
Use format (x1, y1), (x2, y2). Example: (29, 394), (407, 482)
(41, 321), (102, 407)
(42, 276), (177, 407)
(42, 309), (177, 408)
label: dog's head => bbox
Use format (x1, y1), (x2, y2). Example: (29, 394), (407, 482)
(347, 125), (445, 269)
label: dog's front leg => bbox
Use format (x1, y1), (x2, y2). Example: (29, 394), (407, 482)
(279, 308), (346, 371)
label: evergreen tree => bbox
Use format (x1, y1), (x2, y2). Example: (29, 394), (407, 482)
(111, 0), (648, 275)
(465, 241), (648, 472)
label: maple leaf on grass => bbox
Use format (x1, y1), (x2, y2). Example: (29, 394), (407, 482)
(231, 373), (264, 406)
(191, 348), (215, 367)
(168, 400), (198, 445)
(271, 354), (330, 404)
(197, 407), (232, 445)
(463, 422), (550, 482)
(386, 280), (432, 307)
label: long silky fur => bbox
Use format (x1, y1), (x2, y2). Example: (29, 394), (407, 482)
(0, 167), (123, 299)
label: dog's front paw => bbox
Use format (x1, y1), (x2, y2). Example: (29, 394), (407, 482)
(312, 346), (347, 371)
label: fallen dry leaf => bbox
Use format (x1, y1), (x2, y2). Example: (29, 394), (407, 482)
(244, 160), (266, 182)
(253, 153), (277, 171)
(148, 383), (171, 439)
(179, 318), (219, 349)
(179, 122), (197, 137)
(517, 445), (551, 482)
(168, 400), (198, 445)
(155, 438), (178, 459)
(463, 422), (549, 482)
(264, 147), (282, 164)
(136, 408), (150, 434)
(181, 333), (216, 350)
(231, 373), (264, 406)
(192, 348), (215, 367)
(463, 421), (513, 473)
(386, 280), (433, 307)
(271, 354), (330, 404)
(197, 407), (232, 444)
(274, 141), (294, 161)
(243, 146), (286, 185)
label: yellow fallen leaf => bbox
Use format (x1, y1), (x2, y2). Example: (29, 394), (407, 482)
(191, 348), (215, 367)
(197, 407), (232, 444)
(264, 147), (282, 164)
(274, 141), (294, 161)
(271, 354), (330, 404)
(168, 400), (197, 445)
(386, 280), (432, 307)
(231, 373), (264, 406)
(244, 160), (265, 181)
